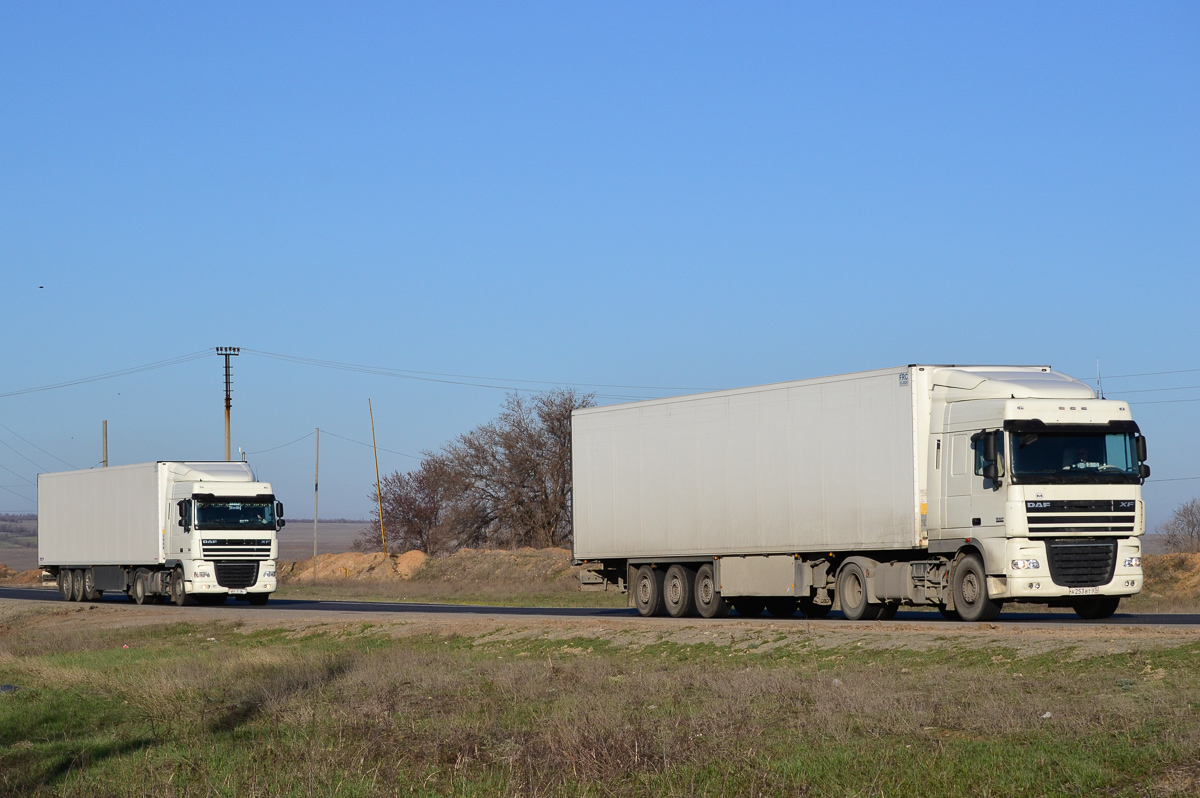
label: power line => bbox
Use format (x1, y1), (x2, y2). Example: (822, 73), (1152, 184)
(1148, 476), (1200, 482)
(0, 350), (213, 400)
(246, 431), (315, 455)
(0, 438), (49, 473)
(1114, 384), (1200, 395)
(1105, 367), (1200, 380)
(1129, 397), (1200, 405)
(0, 423), (77, 469)
(0, 461), (35, 485)
(241, 348), (689, 400)
(321, 430), (421, 460)
(0, 484), (35, 504)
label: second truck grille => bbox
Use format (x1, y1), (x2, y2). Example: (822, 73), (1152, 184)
(214, 562), (259, 589)
(1044, 539), (1118, 588)
(1025, 500), (1135, 533)
(201, 539), (273, 559)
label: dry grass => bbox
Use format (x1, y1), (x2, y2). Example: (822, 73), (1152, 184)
(1, 605), (1199, 797)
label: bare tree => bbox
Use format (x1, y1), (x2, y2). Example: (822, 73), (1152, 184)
(366, 388), (595, 554)
(1160, 498), (1200, 554)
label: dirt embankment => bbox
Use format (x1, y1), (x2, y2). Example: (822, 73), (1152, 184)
(276, 546), (583, 589)
(1141, 553), (1200, 600)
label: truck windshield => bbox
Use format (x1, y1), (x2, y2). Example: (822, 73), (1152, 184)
(195, 501), (276, 530)
(1010, 429), (1140, 484)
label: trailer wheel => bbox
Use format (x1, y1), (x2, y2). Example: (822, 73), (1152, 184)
(797, 598), (832, 619)
(57, 571), (71, 601)
(634, 566), (666, 617)
(663, 564), (697, 618)
(1073, 596), (1120, 620)
(730, 599), (765, 617)
(952, 554), (1002, 622)
(694, 564), (728, 619)
(70, 570), (86, 602)
(836, 563), (881, 621)
(766, 598), (798, 618)
(133, 571), (149, 605)
(83, 569), (102, 601)
(879, 603), (899, 619)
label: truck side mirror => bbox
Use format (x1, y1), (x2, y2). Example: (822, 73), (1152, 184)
(1136, 435), (1147, 462)
(982, 432), (998, 462)
(275, 501), (285, 529)
(1139, 463), (1151, 480)
(983, 463), (999, 483)
(177, 500), (186, 527)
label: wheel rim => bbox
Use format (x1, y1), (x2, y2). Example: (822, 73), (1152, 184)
(637, 575), (652, 605)
(697, 575), (714, 606)
(666, 575), (682, 605)
(844, 572), (863, 610)
(961, 571), (980, 605)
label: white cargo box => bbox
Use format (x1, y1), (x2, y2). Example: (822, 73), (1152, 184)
(571, 367), (923, 560)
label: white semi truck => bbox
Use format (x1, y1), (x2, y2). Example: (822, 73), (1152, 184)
(572, 365), (1149, 622)
(38, 461), (283, 606)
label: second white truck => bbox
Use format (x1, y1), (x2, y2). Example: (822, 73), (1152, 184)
(573, 365), (1149, 621)
(38, 461), (283, 605)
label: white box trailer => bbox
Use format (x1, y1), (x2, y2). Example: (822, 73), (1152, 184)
(38, 461), (283, 606)
(572, 365), (1149, 622)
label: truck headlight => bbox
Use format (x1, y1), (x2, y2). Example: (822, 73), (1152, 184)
(1011, 559), (1040, 570)
(1123, 557), (1141, 568)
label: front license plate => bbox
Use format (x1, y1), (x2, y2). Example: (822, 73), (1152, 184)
(1068, 587), (1100, 596)
(228, 589), (247, 595)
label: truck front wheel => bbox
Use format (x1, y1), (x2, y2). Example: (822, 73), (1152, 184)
(170, 568), (189, 606)
(248, 593), (269, 606)
(1073, 596), (1120, 620)
(952, 554), (1003, 622)
(634, 565), (666, 617)
(694, 564), (728, 618)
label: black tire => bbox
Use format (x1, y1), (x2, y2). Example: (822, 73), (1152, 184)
(633, 565), (666, 617)
(694, 564), (728, 618)
(836, 563), (882, 621)
(1073, 596), (1120, 620)
(57, 571), (71, 601)
(797, 598), (833, 619)
(197, 594), (227, 606)
(730, 598), (765, 617)
(170, 568), (189, 606)
(247, 593), (269, 606)
(952, 554), (1003, 622)
(133, 571), (149, 606)
(70, 570), (85, 602)
(663, 564), (697, 618)
(83, 569), (102, 601)
(937, 605), (960, 620)
(765, 598), (798, 618)
(878, 603), (899, 620)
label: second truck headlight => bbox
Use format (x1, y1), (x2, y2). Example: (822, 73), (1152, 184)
(1124, 557), (1141, 568)
(1011, 559), (1040, 570)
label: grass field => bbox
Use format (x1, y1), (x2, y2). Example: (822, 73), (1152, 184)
(1, 602), (1199, 797)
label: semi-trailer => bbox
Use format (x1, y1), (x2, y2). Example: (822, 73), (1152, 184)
(38, 461), (283, 605)
(572, 365), (1149, 621)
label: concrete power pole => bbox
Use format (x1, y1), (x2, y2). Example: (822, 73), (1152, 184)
(216, 347), (240, 461)
(102, 420), (108, 467)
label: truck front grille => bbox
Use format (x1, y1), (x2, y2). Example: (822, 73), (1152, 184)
(1044, 539), (1117, 588)
(201, 539), (273, 559)
(1025, 500), (1135, 533)
(214, 562), (259, 589)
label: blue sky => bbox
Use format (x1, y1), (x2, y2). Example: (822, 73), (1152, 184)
(1, 3), (1197, 526)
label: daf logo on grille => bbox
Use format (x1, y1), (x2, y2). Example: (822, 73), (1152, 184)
(202, 539), (218, 544)
(1027, 502), (1050, 508)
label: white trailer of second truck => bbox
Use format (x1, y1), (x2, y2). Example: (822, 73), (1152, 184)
(38, 461), (283, 606)
(572, 365), (1149, 622)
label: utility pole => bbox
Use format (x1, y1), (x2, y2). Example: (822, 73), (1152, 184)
(313, 427), (319, 583)
(216, 347), (240, 461)
(369, 399), (386, 552)
(102, 420), (108, 467)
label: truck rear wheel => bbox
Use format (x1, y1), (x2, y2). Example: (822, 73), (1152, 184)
(694, 564), (728, 618)
(634, 565), (666, 617)
(133, 571), (149, 605)
(83, 569), (102, 601)
(836, 563), (882, 621)
(70, 570), (86, 602)
(1073, 596), (1120, 620)
(663, 564), (697, 618)
(952, 554), (1002, 622)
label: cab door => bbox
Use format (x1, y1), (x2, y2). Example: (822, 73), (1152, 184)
(943, 433), (973, 532)
(970, 430), (1007, 533)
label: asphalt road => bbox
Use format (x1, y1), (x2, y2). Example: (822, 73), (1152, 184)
(2, 586), (1199, 626)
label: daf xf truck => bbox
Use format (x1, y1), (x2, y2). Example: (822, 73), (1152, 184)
(38, 461), (284, 606)
(572, 366), (1149, 621)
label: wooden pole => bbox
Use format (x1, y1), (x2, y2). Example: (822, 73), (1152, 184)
(369, 399), (386, 552)
(313, 427), (319, 583)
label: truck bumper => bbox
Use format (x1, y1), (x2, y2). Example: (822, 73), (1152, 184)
(993, 538), (1142, 600)
(186, 560), (278, 595)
